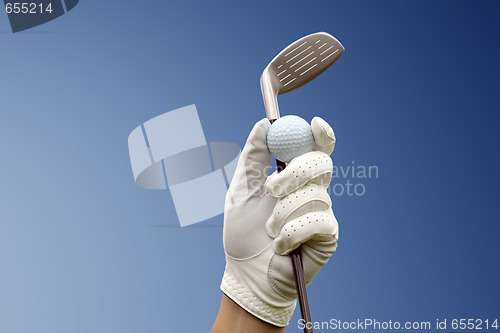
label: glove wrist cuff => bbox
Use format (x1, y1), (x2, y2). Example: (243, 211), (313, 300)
(221, 267), (296, 327)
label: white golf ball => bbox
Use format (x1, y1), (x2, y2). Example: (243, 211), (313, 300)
(267, 115), (314, 163)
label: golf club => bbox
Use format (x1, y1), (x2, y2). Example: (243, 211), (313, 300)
(260, 31), (344, 333)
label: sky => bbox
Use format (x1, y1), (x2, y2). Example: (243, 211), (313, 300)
(0, 1), (499, 332)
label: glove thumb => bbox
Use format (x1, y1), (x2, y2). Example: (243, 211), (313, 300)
(228, 118), (272, 198)
(312, 116), (336, 155)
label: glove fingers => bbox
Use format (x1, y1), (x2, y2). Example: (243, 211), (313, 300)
(266, 151), (333, 198)
(272, 210), (338, 255)
(266, 231), (339, 301)
(301, 238), (338, 284)
(228, 118), (272, 198)
(265, 183), (331, 238)
(311, 117), (336, 155)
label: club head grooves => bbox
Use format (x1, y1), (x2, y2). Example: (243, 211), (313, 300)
(261, 32), (344, 120)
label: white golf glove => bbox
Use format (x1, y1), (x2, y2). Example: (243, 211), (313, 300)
(220, 117), (339, 327)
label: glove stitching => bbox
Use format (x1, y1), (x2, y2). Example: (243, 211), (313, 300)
(281, 197), (331, 223)
(268, 184), (331, 235)
(221, 269), (295, 327)
(270, 169), (333, 198)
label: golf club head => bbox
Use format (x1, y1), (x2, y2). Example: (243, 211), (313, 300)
(261, 32), (344, 120)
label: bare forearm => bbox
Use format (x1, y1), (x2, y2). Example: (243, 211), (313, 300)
(211, 294), (285, 333)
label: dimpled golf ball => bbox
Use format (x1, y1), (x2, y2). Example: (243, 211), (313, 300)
(267, 115), (314, 163)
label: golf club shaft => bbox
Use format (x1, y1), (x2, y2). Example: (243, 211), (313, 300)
(274, 127), (314, 333)
(291, 248), (313, 333)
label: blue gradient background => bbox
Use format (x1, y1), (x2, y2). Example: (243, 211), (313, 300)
(0, 1), (499, 332)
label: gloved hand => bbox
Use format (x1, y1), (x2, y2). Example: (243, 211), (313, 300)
(220, 117), (339, 327)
